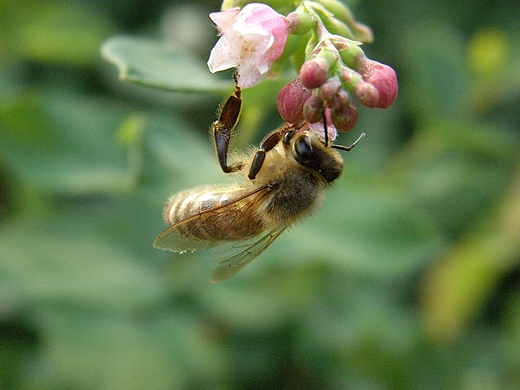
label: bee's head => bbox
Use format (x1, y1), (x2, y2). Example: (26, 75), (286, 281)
(286, 131), (344, 183)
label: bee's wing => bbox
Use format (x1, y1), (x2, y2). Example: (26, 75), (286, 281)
(153, 184), (270, 254)
(153, 218), (211, 254)
(210, 227), (286, 283)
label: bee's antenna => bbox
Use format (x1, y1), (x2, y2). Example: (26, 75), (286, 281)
(322, 110), (329, 147)
(322, 107), (365, 151)
(332, 133), (366, 152)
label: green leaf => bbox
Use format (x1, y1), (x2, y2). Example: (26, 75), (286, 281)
(1, 0), (113, 66)
(420, 163), (520, 341)
(0, 91), (133, 195)
(101, 36), (232, 94)
(0, 215), (167, 313)
(26, 308), (186, 390)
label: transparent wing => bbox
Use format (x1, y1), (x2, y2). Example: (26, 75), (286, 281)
(210, 227), (286, 283)
(153, 221), (212, 254)
(153, 184), (270, 254)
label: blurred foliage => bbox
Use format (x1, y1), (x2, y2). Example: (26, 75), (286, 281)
(1, 0), (519, 389)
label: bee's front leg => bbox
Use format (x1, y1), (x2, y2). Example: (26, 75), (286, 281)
(212, 75), (244, 174)
(248, 130), (284, 180)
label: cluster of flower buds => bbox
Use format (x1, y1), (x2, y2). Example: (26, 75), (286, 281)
(207, 0), (398, 137)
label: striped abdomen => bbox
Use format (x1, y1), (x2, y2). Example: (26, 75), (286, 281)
(163, 186), (265, 241)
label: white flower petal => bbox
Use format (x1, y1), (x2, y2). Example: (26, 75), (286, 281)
(207, 3), (289, 87)
(209, 8), (239, 34)
(207, 39), (240, 72)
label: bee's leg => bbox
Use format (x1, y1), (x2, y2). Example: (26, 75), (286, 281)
(212, 76), (243, 173)
(248, 131), (283, 180)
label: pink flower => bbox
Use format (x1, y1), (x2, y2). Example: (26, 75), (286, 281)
(207, 3), (290, 88)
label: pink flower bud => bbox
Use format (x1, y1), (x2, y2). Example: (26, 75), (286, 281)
(277, 78), (311, 123)
(318, 78), (342, 106)
(335, 89), (351, 106)
(354, 80), (380, 108)
(299, 58), (330, 89)
(357, 59), (398, 108)
(303, 95), (324, 124)
(331, 99), (358, 132)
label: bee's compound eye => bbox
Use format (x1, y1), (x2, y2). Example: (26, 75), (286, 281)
(294, 136), (313, 160)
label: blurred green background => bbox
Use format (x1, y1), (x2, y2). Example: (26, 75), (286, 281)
(1, 0), (519, 389)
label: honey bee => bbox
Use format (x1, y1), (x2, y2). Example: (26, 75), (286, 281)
(154, 80), (364, 282)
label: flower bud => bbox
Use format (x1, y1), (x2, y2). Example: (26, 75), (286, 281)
(317, 0), (374, 43)
(357, 59), (398, 108)
(335, 89), (351, 106)
(287, 8), (314, 35)
(350, 22), (373, 44)
(320, 13), (354, 39)
(299, 58), (329, 89)
(303, 95), (324, 124)
(336, 40), (364, 69)
(339, 66), (361, 89)
(331, 99), (358, 132)
(318, 78), (342, 106)
(277, 78), (311, 123)
(354, 80), (380, 108)
(312, 0), (373, 43)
